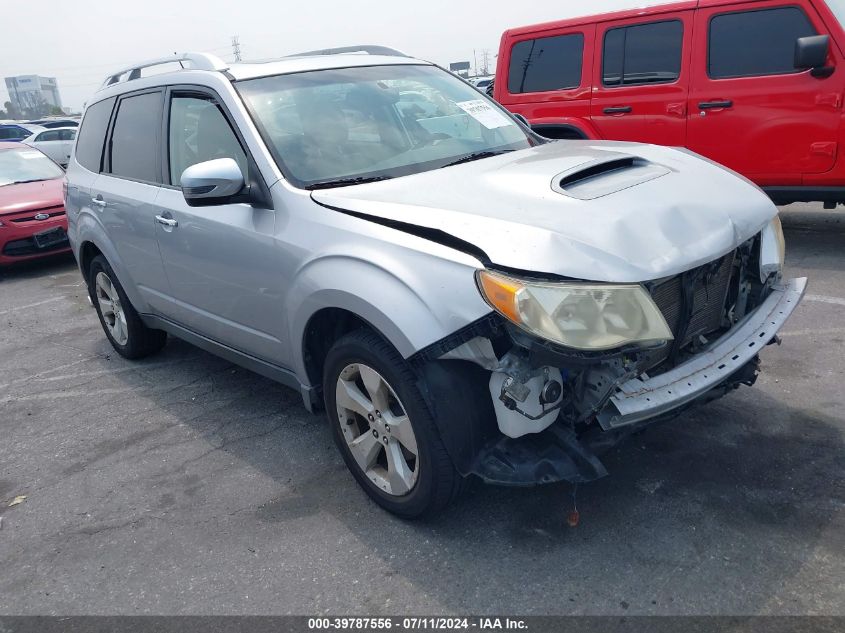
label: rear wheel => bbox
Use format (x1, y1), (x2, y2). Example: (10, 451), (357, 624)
(323, 329), (465, 518)
(88, 255), (166, 359)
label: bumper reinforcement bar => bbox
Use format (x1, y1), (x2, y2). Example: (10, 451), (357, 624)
(598, 277), (807, 430)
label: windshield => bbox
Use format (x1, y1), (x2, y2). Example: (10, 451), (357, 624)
(236, 64), (536, 188)
(826, 0), (845, 27)
(0, 147), (64, 187)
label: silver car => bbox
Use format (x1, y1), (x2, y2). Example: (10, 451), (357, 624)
(65, 48), (806, 518)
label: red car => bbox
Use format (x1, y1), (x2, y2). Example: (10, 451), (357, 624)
(0, 142), (69, 265)
(494, 0), (845, 207)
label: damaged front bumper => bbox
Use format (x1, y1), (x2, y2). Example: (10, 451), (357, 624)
(597, 277), (806, 429)
(415, 277), (806, 488)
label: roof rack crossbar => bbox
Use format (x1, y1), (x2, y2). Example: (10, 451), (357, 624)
(99, 52), (229, 91)
(287, 45), (408, 58)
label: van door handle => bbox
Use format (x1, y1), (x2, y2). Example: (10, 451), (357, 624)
(603, 106), (633, 114)
(155, 215), (178, 228)
(698, 100), (733, 110)
(91, 196), (107, 208)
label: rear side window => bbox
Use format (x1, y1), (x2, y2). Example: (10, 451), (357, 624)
(59, 129), (76, 141)
(0, 127), (27, 140)
(108, 91), (162, 183)
(38, 130), (60, 142)
(709, 8), (817, 79)
(603, 20), (684, 86)
(508, 33), (585, 94)
(75, 97), (115, 172)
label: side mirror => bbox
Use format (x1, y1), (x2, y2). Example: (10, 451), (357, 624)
(795, 35), (833, 77)
(180, 158), (245, 207)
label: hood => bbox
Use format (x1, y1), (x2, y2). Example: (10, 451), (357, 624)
(0, 178), (64, 216)
(312, 141), (777, 282)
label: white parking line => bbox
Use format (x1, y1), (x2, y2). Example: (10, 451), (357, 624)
(0, 296), (63, 316)
(805, 294), (845, 307)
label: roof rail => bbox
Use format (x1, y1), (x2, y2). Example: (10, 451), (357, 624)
(287, 45), (409, 58)
(99, 52), (229, 91)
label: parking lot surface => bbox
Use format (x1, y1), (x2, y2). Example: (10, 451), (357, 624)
(0, 204), (843, 616)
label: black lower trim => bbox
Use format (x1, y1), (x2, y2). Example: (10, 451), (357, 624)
(763, 186), (845, 206)
(140, 314), (319, 410)
(2, 234), (70, 257)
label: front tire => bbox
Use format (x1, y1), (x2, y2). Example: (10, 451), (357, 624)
(88, 255), (166, 359)
(323, 329), (465, 518)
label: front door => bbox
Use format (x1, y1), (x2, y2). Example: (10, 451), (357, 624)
(687, 1), (842, 183)
(590, 12), (692, 145)
(153, 90), (286, 363)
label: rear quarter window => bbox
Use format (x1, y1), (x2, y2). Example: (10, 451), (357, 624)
(75, 97), (116, 172)
(508, 33), (585, 94)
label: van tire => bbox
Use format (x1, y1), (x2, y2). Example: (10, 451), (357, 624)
(88, 255), (167, 359)
(323, 329), (466, 518)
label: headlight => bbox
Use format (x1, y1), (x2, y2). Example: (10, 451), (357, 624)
(477, 270), (674, 351)
(760, 216), (785, 281)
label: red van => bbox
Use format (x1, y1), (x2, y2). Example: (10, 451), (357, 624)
(494, 0), (845, 207)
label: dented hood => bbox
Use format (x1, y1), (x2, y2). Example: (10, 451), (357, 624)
(312, 140), (778, 282)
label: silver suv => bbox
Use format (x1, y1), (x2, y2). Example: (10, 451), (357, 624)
(65, 48), (806, 518)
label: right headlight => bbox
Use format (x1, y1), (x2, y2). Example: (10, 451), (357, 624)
(759, 215), (785, 281)
(476, 270), (674, 351)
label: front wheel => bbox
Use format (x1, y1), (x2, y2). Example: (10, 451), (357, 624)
(323, 329), (465, 518)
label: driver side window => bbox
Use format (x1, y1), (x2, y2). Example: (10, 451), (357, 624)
(168, 94), (248, 186)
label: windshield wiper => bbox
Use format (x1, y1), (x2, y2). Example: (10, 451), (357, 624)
(440, 149), (515, 169)
(308, 175), (393, 190)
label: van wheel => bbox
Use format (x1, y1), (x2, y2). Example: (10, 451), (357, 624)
(323, 329), (465, 518)
(88, 255), (166, 359)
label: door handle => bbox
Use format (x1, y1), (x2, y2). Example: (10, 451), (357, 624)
(603, 106), (633, 114)
(91, 196), (107, 208)
(155, 215), (178, 228)
(698, 100), (733, 110)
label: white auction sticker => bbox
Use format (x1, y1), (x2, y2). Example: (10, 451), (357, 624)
(19, 151), (42, 160)
(456, 99), (513, 129)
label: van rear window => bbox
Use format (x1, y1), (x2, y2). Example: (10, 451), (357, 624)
(508, 33), (584, 94)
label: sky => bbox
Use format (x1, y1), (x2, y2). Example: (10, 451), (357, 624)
(1, 0), (671, 112)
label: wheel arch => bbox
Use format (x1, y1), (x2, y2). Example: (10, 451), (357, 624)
(289, 254), (489, 403)
(531, 123), (590, 140)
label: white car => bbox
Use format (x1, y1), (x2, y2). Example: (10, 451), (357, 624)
(23, 126), (76, 167)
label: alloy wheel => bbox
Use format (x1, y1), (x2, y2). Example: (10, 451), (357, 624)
(335, 363), (419, 496)
(95, 271), (129, 346)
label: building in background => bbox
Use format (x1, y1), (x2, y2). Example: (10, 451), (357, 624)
(4, 75), (63, 118)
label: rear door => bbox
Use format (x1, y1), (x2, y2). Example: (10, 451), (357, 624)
(93, 89), (171, 311)
(153, 87), (284, 362)
(590, 12), (692, 144)
(688, 1), (842, 182)
(57, 129), (76, 165)
(32, 129), (64, 162)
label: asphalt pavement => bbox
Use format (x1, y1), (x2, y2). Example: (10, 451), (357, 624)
(0, 204), (843, 615)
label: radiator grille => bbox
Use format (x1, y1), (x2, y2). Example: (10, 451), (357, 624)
(645, 252), (735, 369)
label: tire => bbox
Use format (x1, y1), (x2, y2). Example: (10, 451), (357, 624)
(323, 329), (466, 519)
(88, 255), (167, 359)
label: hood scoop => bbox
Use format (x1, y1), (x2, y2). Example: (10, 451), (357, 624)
(551, 154), (670, 200)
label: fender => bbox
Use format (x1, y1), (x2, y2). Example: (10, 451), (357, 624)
(73, 209), (150, 314)
(287, 252), (491, 384)
(528, 117), (601, 140)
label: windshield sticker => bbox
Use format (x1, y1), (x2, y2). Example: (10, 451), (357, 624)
(455, 100), (512, 129)
(19, 151), (42, 160)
